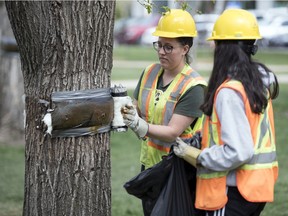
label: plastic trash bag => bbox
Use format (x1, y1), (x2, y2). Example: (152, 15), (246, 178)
(150, 154), (197, 216)
(124, 151), (202, 216)
(124, 152), (174, 215)
(50, 88), (113, 137)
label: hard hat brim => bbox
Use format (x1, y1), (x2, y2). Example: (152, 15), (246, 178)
(207, 35), (262, 41)
(152, 30), (197, 38)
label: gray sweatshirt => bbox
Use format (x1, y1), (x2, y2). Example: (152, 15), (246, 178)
(197, 70), (276, 186)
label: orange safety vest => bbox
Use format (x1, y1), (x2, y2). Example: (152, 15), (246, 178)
(138, 63), (207, 168)
(196, 80), (278, 210)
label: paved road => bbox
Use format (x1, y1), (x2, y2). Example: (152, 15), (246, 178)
(112, 60), (288, 89)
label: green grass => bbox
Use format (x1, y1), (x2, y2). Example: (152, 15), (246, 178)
(260, 85), (288, 216)
(256, 48), (288, 65)
(0, 145), (24, 215)
(111, 130), (142, 216)
(112, 45), (288, 81)
(112, 84), (288, 216)
(113, 45), (288, 65)
(0, 46), (288, 215)
(111, 90), (143, 216)
(1, 84), (288, 215)
(111, 67), (143, 80)
(113, 45), (159, 61)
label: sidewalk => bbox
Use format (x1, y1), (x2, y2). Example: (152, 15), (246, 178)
(113, 60), (288, 73)
(112, 60), (288, 89)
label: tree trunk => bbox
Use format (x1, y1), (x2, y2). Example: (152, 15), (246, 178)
(0, 3), (24, 141)
(5, 1), (115, 215)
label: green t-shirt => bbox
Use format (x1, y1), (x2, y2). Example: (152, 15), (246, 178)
(133, 71), (205, 121)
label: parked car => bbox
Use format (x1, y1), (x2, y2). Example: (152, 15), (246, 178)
(248, 9), (267, 25)
(268, 30), (288, 47)
(258, 15), (288, 47)
(114, 17), (129, 39)
(114, 14), (160, 45)
(140, 26), (157, 46)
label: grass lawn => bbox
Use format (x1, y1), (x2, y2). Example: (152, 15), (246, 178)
(0, 46), (287, 215)
(0, 145), (25, 215)
(112, 83), (288, 216)
(112, 45), (288, 81)
(1, 84), (287, 216)
(113, 45), (288, 65)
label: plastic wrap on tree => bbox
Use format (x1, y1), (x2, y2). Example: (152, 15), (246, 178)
(44, 88), (114, 137)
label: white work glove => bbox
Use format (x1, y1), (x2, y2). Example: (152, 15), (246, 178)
(121, 104), (148, 140)
(174, 137), (201, 167)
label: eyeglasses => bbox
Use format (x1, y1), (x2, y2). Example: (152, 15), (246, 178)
(153, 41), (175, 54)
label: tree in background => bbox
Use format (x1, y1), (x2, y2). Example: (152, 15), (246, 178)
(0, 2), (24, 141)
(5, 1), (115, 215)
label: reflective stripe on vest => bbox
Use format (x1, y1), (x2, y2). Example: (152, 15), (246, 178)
(196, 80), (278, 210)
(138, 63), (207, 168)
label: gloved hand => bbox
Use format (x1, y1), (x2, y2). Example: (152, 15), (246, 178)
(121, 104), (148, 140)
(174, 137), (201, 167)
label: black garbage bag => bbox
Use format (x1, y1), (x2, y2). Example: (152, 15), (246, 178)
(124, 152), (174, 215)
(150, 154), (196, 216)
(124, 151), (201, 216)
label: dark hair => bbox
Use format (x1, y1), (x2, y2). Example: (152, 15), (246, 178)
(176, 37), (194, 64)
(200, 40), (279, 116)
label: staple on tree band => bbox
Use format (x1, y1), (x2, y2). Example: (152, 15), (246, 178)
(44, 88), (114, 137)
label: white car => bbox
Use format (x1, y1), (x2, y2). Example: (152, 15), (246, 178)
(140, 26), (158, 46)
(259, 16), (288, 47)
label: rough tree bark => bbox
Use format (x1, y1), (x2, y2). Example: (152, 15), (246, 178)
(5, 1), (115, 215)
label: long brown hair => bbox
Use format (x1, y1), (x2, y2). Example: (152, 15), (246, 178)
(201, 40), (279, 116)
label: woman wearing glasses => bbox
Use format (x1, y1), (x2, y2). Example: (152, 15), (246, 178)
(121, 9), (206, 215)
(121, 9), (207, 171)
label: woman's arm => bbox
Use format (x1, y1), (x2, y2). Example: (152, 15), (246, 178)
(147, 114), (195, 142)
(198, 88), (254, 171)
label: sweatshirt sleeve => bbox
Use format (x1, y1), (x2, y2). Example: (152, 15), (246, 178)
(197, 88), (254, 172)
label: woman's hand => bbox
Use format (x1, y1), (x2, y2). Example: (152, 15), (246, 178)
(121, 104), (148, 140)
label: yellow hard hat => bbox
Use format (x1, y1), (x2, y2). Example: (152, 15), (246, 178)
(152, 9), (197, 38)
(207, 9), (262, 40)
